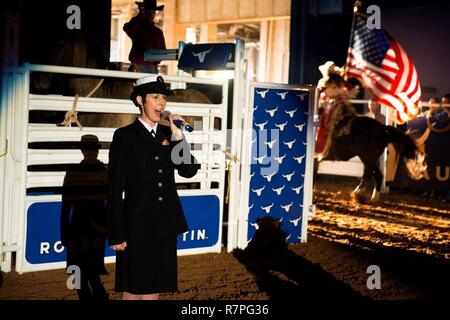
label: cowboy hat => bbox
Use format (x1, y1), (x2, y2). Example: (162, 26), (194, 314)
(317, 61), (344, 89)
(79, 134), (101, 150)
(130, 75), (173, 106)
(135, 0), (164, 11)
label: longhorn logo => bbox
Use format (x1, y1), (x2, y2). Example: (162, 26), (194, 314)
(253, 155), (267, 164)
(265, 107), (278, 117)
(272, 185), (285, 195)
(295, 122), (307, 132)
(255, 120), (268, 130)
(251, 186), (265, 196)
(283, 139), (296, 149)
(261, 203), (274, 214)
(192, 47), (213, 63)
(256, 88), (270, 98)
(276, 91), (289, 100)
(275, 121), (288, 131)
(289, 217), (301, 226)
(282, 171), (296, 181)
(292, 185), (303, 194)
(274, 154), (286, 164)
(293, 154), (305, 164)
(262, 172), (276, 182)
(296, 93), (307, 101)
(285, 108), (297, 118)
(264, 139), (277, 149)
(281, 201), (293, 212)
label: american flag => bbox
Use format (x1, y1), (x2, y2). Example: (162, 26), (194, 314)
(345, 14), (422, 124)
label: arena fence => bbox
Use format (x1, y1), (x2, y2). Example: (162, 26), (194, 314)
(1, 63), (229, 273)
(1, 40), (319, 274)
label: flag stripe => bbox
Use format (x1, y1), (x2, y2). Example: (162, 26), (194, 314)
(347, 62), (397, 92)
(348, 50), (398, 79)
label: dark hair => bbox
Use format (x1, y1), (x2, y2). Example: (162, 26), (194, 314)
(429, 97), (440, 103)
(130, 76), (173, 107)
(325, 73), (345, 87)
(131, 92), (144, 108)
(443, 93), (450, 100)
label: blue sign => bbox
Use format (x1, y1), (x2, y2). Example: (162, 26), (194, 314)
(177, 195), (220, 249)
(388, 109), (450, 190)
(248, 87), (309, 244)
(25, 195), (220, 265)
(178, 43), (234, 71)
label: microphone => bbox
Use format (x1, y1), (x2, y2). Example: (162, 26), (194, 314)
(160, 111), (194, 132)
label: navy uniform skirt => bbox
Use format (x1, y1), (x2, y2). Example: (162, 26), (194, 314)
(114, 235), (179, 294)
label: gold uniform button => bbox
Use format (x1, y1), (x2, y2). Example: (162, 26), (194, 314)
(158, 169), (163, 174)
(158, 197), (163, 202)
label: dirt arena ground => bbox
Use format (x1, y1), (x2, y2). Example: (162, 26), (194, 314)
(0, 175), (449, 301)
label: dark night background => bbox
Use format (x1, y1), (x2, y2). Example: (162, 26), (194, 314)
(2, 0), (450, 98)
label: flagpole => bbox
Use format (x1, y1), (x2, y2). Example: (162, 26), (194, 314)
(344, 1), (362, 80)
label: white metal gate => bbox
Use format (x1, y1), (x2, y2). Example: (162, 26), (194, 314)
(1, 64), (229, 273)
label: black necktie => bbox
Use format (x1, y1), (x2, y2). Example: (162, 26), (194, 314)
(150, 129), (156, 138)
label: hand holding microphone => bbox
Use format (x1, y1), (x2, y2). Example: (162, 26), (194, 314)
(161, 111), (193, 132)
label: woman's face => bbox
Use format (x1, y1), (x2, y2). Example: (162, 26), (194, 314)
(325, 83), (344, 98)
(137, 93), (167, 126)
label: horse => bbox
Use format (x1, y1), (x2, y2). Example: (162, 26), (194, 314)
(317, 113), (427, 203)
(30, 31), (214, 128)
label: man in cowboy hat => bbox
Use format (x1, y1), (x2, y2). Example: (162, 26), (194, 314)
(123, 0), (166, 73)
(107, 75), (199, 300)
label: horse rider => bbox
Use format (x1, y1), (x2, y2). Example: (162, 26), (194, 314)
(315, 61), (358, 161)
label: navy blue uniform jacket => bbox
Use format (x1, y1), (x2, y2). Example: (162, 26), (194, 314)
(107, 119), (199, 293)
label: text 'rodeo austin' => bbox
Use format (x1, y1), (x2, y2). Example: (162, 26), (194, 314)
(39, 229), (208, 254)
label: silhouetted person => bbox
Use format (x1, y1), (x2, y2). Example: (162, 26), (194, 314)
(124, 0), (166, 73)
(61, 135), (109, 300)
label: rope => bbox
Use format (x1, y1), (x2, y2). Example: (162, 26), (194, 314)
(58, 78), (104, 130)
(60, 94), (83, 130)
(86, 78), (104, 98)
(222, 148), (240, 204)
(0, 139), (7, 158)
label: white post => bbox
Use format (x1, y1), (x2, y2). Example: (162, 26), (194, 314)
(0, 69), (9, 272)
(227, 38), (246, 252)
(0, 64), (29, 272)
